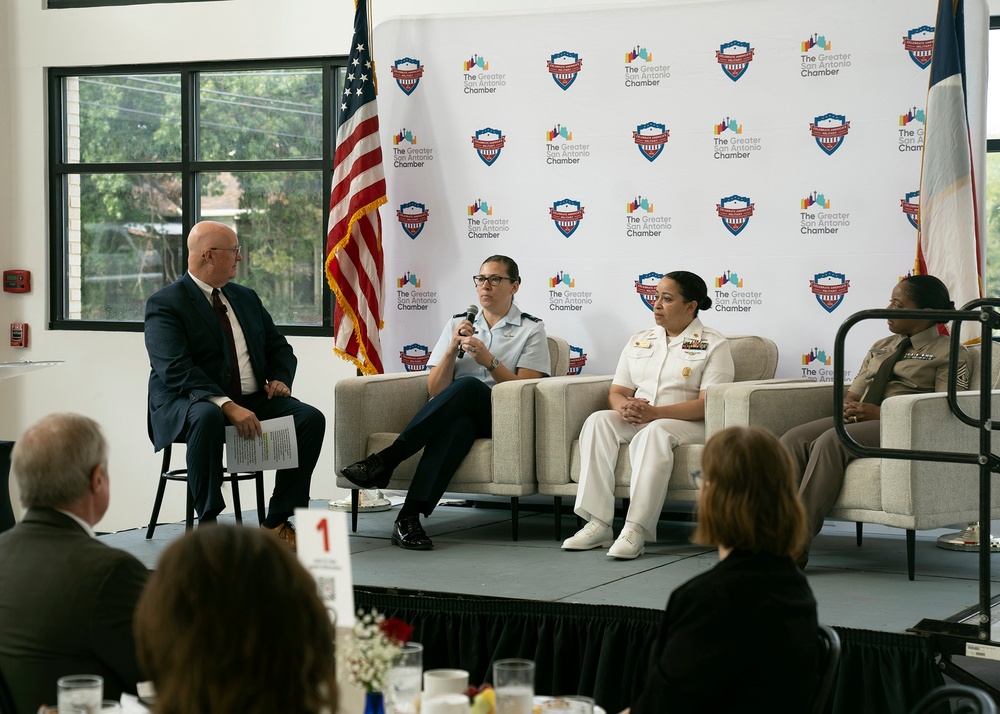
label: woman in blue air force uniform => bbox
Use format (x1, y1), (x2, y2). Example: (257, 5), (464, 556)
(340, 255), (550, 550)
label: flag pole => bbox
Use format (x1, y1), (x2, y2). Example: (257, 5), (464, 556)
(327, 0), (391, 513)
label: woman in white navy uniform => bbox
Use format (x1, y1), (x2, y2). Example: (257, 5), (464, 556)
(562, 271), (735, 559)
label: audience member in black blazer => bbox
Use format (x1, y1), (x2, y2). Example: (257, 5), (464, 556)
(627, 426), (819, 713)
(0, 413), (148, 713)
(144, 221), (325, 550)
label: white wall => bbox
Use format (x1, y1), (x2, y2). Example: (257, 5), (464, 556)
(0, 0), (646, 532)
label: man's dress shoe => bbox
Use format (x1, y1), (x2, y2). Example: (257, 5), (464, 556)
(392, 515), (433, 550)
(261, 521), (297, 552)
(340, 453), (392, 489)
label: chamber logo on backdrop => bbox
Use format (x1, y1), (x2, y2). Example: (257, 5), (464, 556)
(716, 195), (755, 236)
(635, 271), (664, 311)
(803, 347), (832, 366)
(902, 26), (934, 69)
(466, 199), (510, 239)
(713, 116), (763, 159)
(395, 272), (438, 312)
(713, 270), (763, 314)
(463, 54), (507, 94)
(626, 196), (671, 236)
(396, 201), (429, 239)
(809, 271), (851, 313)
(568, 345), (589, 376)
(391, 58), (424, 95)
(633, 122), (670, 162)
(810, 113), (850, 155)
(548, 271), (593, 312)
(624, 46), (671, 88)
(392, 128), (434, 168)
(471, 127), (506, 166)
(393, 128), (416, 145)
(547, 51), (583, 90)
(400, 343), (431, 372)
(898, 107), (925, 153)
(901, 190), (920, 230)
(716, 40), (755, 81)
(464, 54), (489, 71)
(800, 192), (850, 235)
(802, 347), (853, 382)
(545, 124), (591, 165)
(801, 33), (831, 52)
(550, 199), (585, 237)
(397, 271), (420, 288)
(799, 34), (851, 77)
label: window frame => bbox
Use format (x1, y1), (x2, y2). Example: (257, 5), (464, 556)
(47, 0), (223, 9)
(47, 56), (344, 336)
(991, 16), (1000, 154)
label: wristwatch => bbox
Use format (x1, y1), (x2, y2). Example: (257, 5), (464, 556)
(487, 357), (500, 372)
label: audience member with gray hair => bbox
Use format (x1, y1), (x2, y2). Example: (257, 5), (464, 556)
(0, 413), (148, 712)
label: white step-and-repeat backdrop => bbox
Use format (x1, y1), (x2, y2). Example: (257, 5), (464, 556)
(373, 0), (984, 381)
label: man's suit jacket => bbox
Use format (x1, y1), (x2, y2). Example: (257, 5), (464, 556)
(0, 509), (148, 713)
(145, 273), (297, 450)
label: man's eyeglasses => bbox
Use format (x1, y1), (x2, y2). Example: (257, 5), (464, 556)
(472, 275), (515, 287)
(211, 245), (242, 255)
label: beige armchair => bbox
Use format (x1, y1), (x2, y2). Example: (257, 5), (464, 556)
(718, 343), (1000, 579)
(534, 334), (783, 539)
(334, 335), (571, 540)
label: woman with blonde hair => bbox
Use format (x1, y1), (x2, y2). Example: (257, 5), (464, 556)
(133, 525), (337, 714)
(628, 426), (818, 713)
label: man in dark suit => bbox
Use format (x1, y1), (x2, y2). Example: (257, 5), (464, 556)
(0, 413), (148, 712)
(144, 221), (325, 549)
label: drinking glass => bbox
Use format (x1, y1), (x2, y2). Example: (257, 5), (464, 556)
(56, 675), (103, 714)
(385, 642), (423, 714)
(493, 659), (534, 714)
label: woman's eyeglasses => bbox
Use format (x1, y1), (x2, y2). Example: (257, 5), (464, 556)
(472, 275), (515, 286)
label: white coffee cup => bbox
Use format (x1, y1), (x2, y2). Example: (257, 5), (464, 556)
(423, 668), (469, 697)
(422, 693), (471, 714)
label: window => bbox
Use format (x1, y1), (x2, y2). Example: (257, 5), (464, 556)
(986, 17), (1000, 297)
(48, 58), (344, 334)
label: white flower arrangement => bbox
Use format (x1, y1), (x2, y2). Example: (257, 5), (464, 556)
(345, 608), (413, 693)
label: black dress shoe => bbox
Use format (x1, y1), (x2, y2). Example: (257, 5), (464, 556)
(340, 453), (392, 489)
(392, 515), (433, 550)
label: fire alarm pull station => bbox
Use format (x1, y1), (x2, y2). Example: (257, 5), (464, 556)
(10, 323), (28, 348)
(3, 270), (30, 293)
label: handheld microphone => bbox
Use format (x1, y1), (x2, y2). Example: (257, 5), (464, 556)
(457, 304), (479, 359)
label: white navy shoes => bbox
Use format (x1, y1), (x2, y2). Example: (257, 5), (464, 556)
(607, 523), (645, 559)
(561, 520), (613, 550)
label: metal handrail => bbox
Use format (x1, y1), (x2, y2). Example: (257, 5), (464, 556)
(831, 300), (1000, 642)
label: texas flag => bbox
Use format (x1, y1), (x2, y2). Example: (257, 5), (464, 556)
(916, 0), (984, 344)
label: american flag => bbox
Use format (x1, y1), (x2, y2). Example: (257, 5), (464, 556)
(917, 0), (982, 343)
(326, 0), (387, 375)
